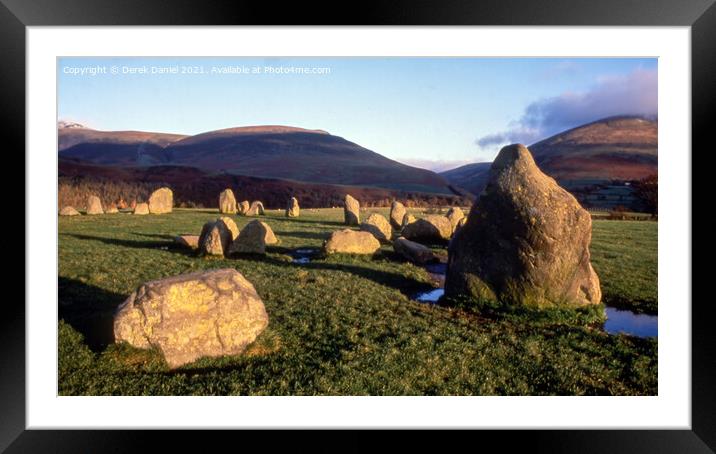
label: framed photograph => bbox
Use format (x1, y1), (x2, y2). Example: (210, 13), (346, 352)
(6, 0), (714, 451)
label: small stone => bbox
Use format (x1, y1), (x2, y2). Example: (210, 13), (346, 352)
(133, 203), (150, 215)
(324, 229), (380, 255)
(59, 206), (80, 216)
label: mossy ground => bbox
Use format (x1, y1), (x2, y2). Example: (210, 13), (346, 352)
(58, 208), (657, 395)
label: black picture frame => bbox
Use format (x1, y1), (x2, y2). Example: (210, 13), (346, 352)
(4, 0), (714, 451)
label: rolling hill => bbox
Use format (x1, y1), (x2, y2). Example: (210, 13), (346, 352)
(58, 124), (456, 195)
(441, 116), (658, 197)
(58, 124), (187, 167)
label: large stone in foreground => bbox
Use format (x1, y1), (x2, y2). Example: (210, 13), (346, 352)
(360, 213), (392, 242)
(393, 237), (437, 264)
(389, 201), (407, 230)
(86, 196), (104, 215)
(401, 215), (453, 242)
(219, 189), (237, 214)
(148, 187), (173, 214)
(59, 206), (80, 216)
(113, 268), (269, 368)
(445, 144), (601, 307)
(245, 201), (265, 216)
(324, 229), (380, 255)
(344, 194), (360, 225)
(286, 197), (300, 217)
(228, 220), (278, 255)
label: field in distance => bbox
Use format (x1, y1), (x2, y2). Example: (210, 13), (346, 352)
(58, 207), (657, 396)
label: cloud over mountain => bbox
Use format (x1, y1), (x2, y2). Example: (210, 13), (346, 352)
(476, 69), (657, 150)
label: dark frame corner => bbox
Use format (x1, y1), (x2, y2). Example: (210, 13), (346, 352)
(4, 0), (714, 451)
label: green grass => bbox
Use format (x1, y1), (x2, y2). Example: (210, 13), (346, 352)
(590, 220), (658, 314)
(58, 208), (657, 396)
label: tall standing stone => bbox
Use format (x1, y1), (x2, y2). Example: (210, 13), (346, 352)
(113, 268), (269, 368)
(238, 200), (250, 215)
(86, 195), (104, 215)
(344, 194), (360, 225)
(219, 189), (238, 214)
(148, 187), (173, 214)
(389, 201), (407, 230)
(445, 144), (601, 308)
(286, 197), (300, 217)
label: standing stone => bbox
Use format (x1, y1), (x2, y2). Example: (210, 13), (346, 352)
(246, 201), (265, 216)
(113, 268), (269, 368)
(219, 189), (238, 214)
(393, 237), (437, 264)
(445, 144), (601, 307)
(324, 229), (380, 255)
(130, 200), (137, 210)
(59, 206), (80, 216)
(360, 213), (392, 243)
(445, 207), (465, 232)
(228, 220), (278, 255)
(217, 216), (239, 241)
(402, 213), (416, 228)
(389, 201), (407, 230)
(148, 187), (173, 214)
(86, 195), (104, 215)
(133, 203), (150, 215)
(198, 217), (238, 256)
(117, 198), (128, 209)
(286, 197), (300, 217)
(401, 215), (453, 242)
(106, 203), (119, 214)
(238, 200), (250, 215)
(344, 194), (360, 225)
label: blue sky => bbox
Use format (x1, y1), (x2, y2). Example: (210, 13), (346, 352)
(58, 57), (657, 171)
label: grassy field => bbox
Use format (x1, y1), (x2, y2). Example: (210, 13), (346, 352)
(58, 207), (657, 395)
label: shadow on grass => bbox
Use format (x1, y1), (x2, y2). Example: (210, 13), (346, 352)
(58, 276), (126, 352)
(273, 230), (329, 241)
(237, 251), (431, 298)
(130, 232), (176, 240)
(64, 233), (197, 257)
(269, 217), (345, 227)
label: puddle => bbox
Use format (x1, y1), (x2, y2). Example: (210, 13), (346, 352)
(604, 307), (657, 338)
(414, 288), (445, 303)
(291, 248), (317, 264)
(413, 262), (657, 339)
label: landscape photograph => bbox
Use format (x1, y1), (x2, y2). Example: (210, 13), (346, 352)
(57, 56), (658, 396)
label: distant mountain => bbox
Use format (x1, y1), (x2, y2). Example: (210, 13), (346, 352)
(59, 124), (456, 195)
(441, 116), (658, 196)
(529, 115), (657, 183)
(440, 162), (492, 196)
(58, 120), (87, 129)
(59, 127), (188, 166)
